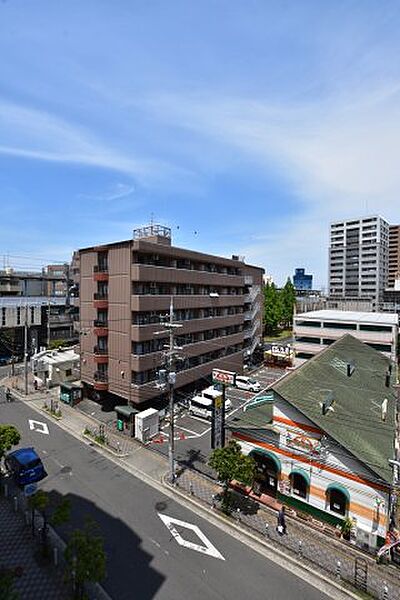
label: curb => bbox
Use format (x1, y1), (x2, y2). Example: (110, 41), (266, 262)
(165, 478), (362, 600)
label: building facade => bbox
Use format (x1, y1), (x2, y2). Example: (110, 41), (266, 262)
(388, 225), (400, 290)
(78, 225), (264, 408)
(293, 268), (313, 290)
(229, 335), (396, 550)
(293, 309), (398, 360)
(0, 297), (77, 360)
(329, 216), (389, 309)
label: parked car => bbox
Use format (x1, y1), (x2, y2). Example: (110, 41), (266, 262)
(189, 386), (232, 420)
(0, 356), (11, 366)
(235, 375), (261, 393)
(5, 447), (47, 487)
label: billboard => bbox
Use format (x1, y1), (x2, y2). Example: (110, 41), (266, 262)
(212, 369), (236, 386)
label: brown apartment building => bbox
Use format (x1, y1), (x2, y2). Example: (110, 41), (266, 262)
(388, 225), (400, 289)
(78, 225), (264, 408)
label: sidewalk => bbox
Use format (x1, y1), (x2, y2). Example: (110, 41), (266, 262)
(0, 491), (69, 599)
(10, 388), (400, 599)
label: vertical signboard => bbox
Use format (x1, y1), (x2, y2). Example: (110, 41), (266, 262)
(211, 391), (225, 449)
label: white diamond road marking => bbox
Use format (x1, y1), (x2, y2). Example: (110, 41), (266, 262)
(28, 419), (49, 435)
(158, 514), (225, 560)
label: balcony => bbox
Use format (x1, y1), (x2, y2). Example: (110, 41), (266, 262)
(93, 292), (108, 309)
(93, 320), (108, 336)
(93, 265), (109, 282)
(93, 346), (108, 364)
(93, 371), (108, 391)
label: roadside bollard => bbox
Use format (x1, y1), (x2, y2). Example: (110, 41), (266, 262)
(382, 582), (389, 600)
(4, 483), (8, 498)
(53, 547), (58, 567)
(298, 540), (303, 557)
(264, 523), (269, 537)
(211, 494), (216, 509)
(13, 495), (18, 512)
(336, 560), (341, 580)
(236, 508), (241, 522)
(189, 482), (193, 496)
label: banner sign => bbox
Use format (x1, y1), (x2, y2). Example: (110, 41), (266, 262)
(212, 369), (236, 386)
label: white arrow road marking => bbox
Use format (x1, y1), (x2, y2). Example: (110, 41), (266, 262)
(28, 419), (49, 435)
(158, 514), (225, 560)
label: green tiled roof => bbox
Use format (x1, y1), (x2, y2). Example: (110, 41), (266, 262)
(271, 335), (396, 484)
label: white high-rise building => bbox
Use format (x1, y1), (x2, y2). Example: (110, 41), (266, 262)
(329, 216), (389, 309)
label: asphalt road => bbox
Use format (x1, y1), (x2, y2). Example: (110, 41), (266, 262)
(2, 400), (331, 600)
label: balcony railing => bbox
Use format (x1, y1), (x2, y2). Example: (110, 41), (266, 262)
(94, 371), (108, 382)
(94, 292), (108, 300)
(93, 346), (108, 355)
(94, 319), (108, 328)
(94, 265), (108, 273)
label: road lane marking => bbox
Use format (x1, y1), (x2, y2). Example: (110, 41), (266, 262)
(158, 513), (225, 560)
(28, 419), (49, 435)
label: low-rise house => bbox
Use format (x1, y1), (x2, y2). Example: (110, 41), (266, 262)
(32, 348), (79, 387)
(228, 335), (397, 551)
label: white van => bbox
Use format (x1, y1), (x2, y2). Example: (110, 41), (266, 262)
(188, 386), (232, 420)
(235, 376), (261, 393)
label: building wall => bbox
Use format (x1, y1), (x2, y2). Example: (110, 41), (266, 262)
(329, 216), (389, 309)
(235, 394), (390, 547)
(79, 235), (263, 406)
(0, 304), (41, 328)
(388, 225), (400, 289)
(293, 313), (398, 360)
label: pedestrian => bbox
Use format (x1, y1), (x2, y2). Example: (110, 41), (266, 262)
(277, 506), (287, 535)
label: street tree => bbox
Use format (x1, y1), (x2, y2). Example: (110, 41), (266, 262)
(0, 425), (21, 462)
(28, 489), (49, 538)
(208, 440), (256, 512)
(263, 283), (282, 335)
(28, 491), (71, 556)
(0, 569), (18, 600)
(64, 519), (106, 599)
(280, 278), (296, 328)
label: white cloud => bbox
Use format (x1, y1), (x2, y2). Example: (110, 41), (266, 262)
(0, 99), (188, 187)
(144, 85), (400, 284)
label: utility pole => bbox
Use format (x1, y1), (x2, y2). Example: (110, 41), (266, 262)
(47, 299), (51, 348)
(155, 297), (182, 483)
(24, 303), (28, 396)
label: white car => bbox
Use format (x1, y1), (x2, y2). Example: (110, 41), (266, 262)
(235, 376), (261, 393)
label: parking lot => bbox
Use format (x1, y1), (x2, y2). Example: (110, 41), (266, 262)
(151, 364), (289, 476)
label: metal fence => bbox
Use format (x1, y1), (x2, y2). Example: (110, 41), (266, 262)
(175, 469), (400, 600)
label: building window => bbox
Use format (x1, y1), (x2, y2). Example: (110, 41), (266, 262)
(65, 369), (72, 377)
(17, 307), (21, 325)
(290, 471), (309, 500)
(326, 486), (349, 516)
(1, 307), (5, 326)
(30, 307), (35, 324)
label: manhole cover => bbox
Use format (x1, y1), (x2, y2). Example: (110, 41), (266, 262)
(155, 501), (168, 511)
(60, 466), (72, 475)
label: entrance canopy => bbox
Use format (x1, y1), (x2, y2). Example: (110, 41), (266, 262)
(115, 405), (139, 418)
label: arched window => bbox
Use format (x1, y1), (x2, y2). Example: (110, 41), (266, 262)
(289, 469), (310, 500)
(250, 450), (281, 497)
(326, 484), (349, 516)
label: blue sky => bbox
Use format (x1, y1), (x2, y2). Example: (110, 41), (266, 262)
(1, 1), (400, 286)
